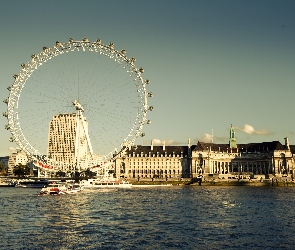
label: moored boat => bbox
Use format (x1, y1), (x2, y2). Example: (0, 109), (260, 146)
(81, 177), (132, 189)
(38, 182), (67, 196)
(15, 179), (49, 188)
(65, 182), (83, 194)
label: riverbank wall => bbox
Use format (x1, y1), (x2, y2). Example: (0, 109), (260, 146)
(128, 177), (295, 187)
(2, 176), (295, 187)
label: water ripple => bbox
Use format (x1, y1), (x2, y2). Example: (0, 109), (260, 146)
(2, 186), (295, 249)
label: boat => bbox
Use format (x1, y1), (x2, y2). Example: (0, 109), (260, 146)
(81, 161), (132, 189)
(38, 182), (67, 196)
(65, 182), (83, 194)
(15, 179), (49, 188)
(81, 177), (132, 189)
(0, 179), (16, 187)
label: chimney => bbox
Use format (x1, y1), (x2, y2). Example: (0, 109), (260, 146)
(188, 138), (191, 148)
(163, 140), (165, 151)
(151, 140), (153, 151)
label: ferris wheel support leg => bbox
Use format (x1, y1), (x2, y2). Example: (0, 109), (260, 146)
(74, 112), (81, 170)
(80, 112), (94, 157)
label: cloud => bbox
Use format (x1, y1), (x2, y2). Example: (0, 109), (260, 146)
(148, 139), (184, 145)
(193, 134), (228, 143)
(8, 147), (17, 151)
(234, 124), (271, 135)
(204, 134), (213, 142)
(152, 139), (162, 145)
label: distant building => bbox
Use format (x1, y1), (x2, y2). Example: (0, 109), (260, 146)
(47, 113), (90, 171)
(8, 150), (28, 175)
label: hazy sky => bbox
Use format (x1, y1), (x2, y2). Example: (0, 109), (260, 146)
(1, 0), (295, 157)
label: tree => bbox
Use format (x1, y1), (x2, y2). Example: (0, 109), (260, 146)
(80, 168), (96, 178)
(13, 164), (31, 177)
(56, 170), (66, 177)
(0, 163), (7, 175)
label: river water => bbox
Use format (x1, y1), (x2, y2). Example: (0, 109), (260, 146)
(1, 186), (295, 250)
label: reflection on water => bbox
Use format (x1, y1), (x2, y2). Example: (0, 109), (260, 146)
(1, 186), (295, 249)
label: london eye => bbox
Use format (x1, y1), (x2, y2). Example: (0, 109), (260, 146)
(4, 37), (153, 173)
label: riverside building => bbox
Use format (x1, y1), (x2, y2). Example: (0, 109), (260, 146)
(115, 126), (295, 181)
(191, 126), (294, 180)
(115, 140), (192, 180)
(8, 150), (28, 175)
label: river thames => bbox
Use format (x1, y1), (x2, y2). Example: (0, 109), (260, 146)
(1, 186), (295, 250)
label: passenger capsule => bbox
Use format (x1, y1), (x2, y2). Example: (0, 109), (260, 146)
(2, 112), (8, 117)
(83, 37), (89, 42)
(141, 133), (145, 137)
(147, 120), (151, 124)
(3, 99), (8, 104)
(7, 86), (11, 91)
(21, 63), (26, 68)
(9, 137), (14, 142)
(145, 79), (150, 84)
(121, 49), (126, 54)
(139, 68), (144, 73)
(69, 38), (74, 43)
(130, 57), (136, 63)
(148, 92), (153, 97)
(43, 47), (48, 51)
(148, 106), (153, 111)
(5, 125), (10, 130)
(13, 74), (19, 79)
(96, 39), (102, 45)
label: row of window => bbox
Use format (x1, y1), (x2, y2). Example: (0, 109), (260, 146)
(127, 170), (181, 174)
(129, 154), (184, 158)
(129, 158), (181, 162)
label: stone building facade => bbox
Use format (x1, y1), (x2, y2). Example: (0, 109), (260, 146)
(115, 141), (192, 180)
(191, 126), (294, 179)
(191, 139), (294, 178)
(115, 126), (295, 180)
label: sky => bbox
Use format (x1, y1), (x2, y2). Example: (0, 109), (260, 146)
(0, 0), (295, 157)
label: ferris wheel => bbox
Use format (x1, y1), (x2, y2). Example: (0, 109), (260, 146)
(4, 37), (153, 172)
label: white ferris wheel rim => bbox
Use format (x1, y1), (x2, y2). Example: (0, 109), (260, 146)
(6, 38), (152, 171)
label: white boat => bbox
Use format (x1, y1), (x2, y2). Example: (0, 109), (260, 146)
(81, 161), (132, 189)
(65, 182), (83, 194)
(81, 177), (132, 189)
(38, 182), (68, 196)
